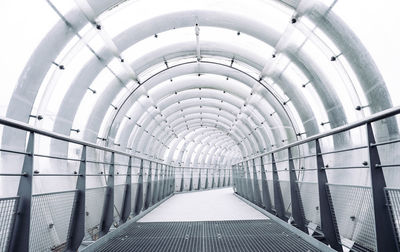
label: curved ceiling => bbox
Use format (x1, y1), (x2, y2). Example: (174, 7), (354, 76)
(1, 0), (398, 171)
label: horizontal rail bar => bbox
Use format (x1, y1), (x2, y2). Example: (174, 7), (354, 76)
(86, 185), (107, 191)
(0, 173), (24, 176)
(33, 173), (80, 177)
(326, 183), (371, 189)
(290, 154), (317, 160)
(318, 145), (368, 155)
(296, 181), (318, 184)
(32, 189), (78, 197)
(0, 148), (30, 156)
(385, 187), (400, 191)
(292, 168), (318, 171)
(322, 166), (369, 170)
(240, 105), (400, 163)
(376, 164), (400, 168)
(0, 196), (19, 201)
(372, 138), (400, 147)
(35, 153), (82, 162)
(0, 116), (165, 164)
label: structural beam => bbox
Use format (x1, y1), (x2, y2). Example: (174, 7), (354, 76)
(143, 161), (152, 210)
(65, 145), (87, 251)
(251, 159), (263, 207)
(288, 148), (307, 233)
(271, 153), (286, 220)
(366, 123), (399, 251)
(152, 163), (159, 205)
(99, 152), (115, 237)
(260, 156), (272, 212)
(7, 132), (35, 252)
(120, 156), (132, 223)
(134, 159), (144, 215)
(315, 140), (342, 251)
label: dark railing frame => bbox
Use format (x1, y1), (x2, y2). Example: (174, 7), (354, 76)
(233, 106), (400, 252)
(0, 116), (232, 252)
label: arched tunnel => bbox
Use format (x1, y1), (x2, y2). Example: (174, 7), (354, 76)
(1, 0), (400, 251)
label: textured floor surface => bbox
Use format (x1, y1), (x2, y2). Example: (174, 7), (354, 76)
(138, 187), (268, 222)
(94, 220), (319, 252)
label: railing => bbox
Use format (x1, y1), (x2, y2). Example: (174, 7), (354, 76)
(0, 116), (232, 252)
(232, 106), (400, 252)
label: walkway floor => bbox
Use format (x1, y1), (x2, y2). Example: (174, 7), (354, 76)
(138, 187), (267, 222)
(94, 220), (320, 252)
(85, 188), (323, 252)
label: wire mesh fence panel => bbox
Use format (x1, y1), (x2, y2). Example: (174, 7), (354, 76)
(297, 182), (320, 227)
(114, 184), (126, 222)
(258, 179), (263, 200)
(0, 197), (18, 252)
(143, 181), (148, 205)
(184, 178), (191, 191)
(175, 176), (181, 191)
(385, 188), (400, 248)
(328, 184), (376, 251)
(279, 180), (291, 216)
(267, 180), (274, 209)
(29, 190), (76, 251)
(131, 183), (138, 213)
(85, 186), (107, 240)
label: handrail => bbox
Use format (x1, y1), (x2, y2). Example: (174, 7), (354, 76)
(0, 116), (165, 166)
(0, 116), (231, 170)
(240, 105), (400, 163)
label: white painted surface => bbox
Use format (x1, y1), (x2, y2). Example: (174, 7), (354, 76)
(138, 187), (268, 222)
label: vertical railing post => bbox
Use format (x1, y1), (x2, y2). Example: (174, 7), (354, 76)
(227, 169), (231, 186)
(197, 168), (202, 190)
(239, 163), (246, 196)
(236, 164), (243, 196)
(179, 166), (184, 192)
(211, 168), (215, 188)
(162, 165), (169, 198)
(222, 168), (226, 187)
(65, 145), (87, 251)
(143, 161), (152, 210)
(120, 156), (132, 223)
(7, 132), (35, 252)
(232, 165), (237, 193)
(99, 152), (115, 237)
(245, 161), (254, 202)
(158, 164), (164, 201)
(152, 163), (159, 205)
(205, 168), (209, 189)
(315, 139), (342, 251)
(189, 168), (193, 191)
(251, 159), (262, 207)
(168, 166), (172, 195)
(288, 148), (307, 233)
(134, 159), (144, 215)
(217, 167), (221, 187)
(260, 156), (272, 212)
(271, 153), (286, 220)
(172, 166), (176, 194)
(237, 163), (246, 197)
(167, 165), (171, 195)
(366, 123), (398, 251)
(170, 166), (173, 193)
(242, 162), (248, 199)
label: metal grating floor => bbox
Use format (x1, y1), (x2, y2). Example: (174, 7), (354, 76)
(94, 220), (319, 252)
